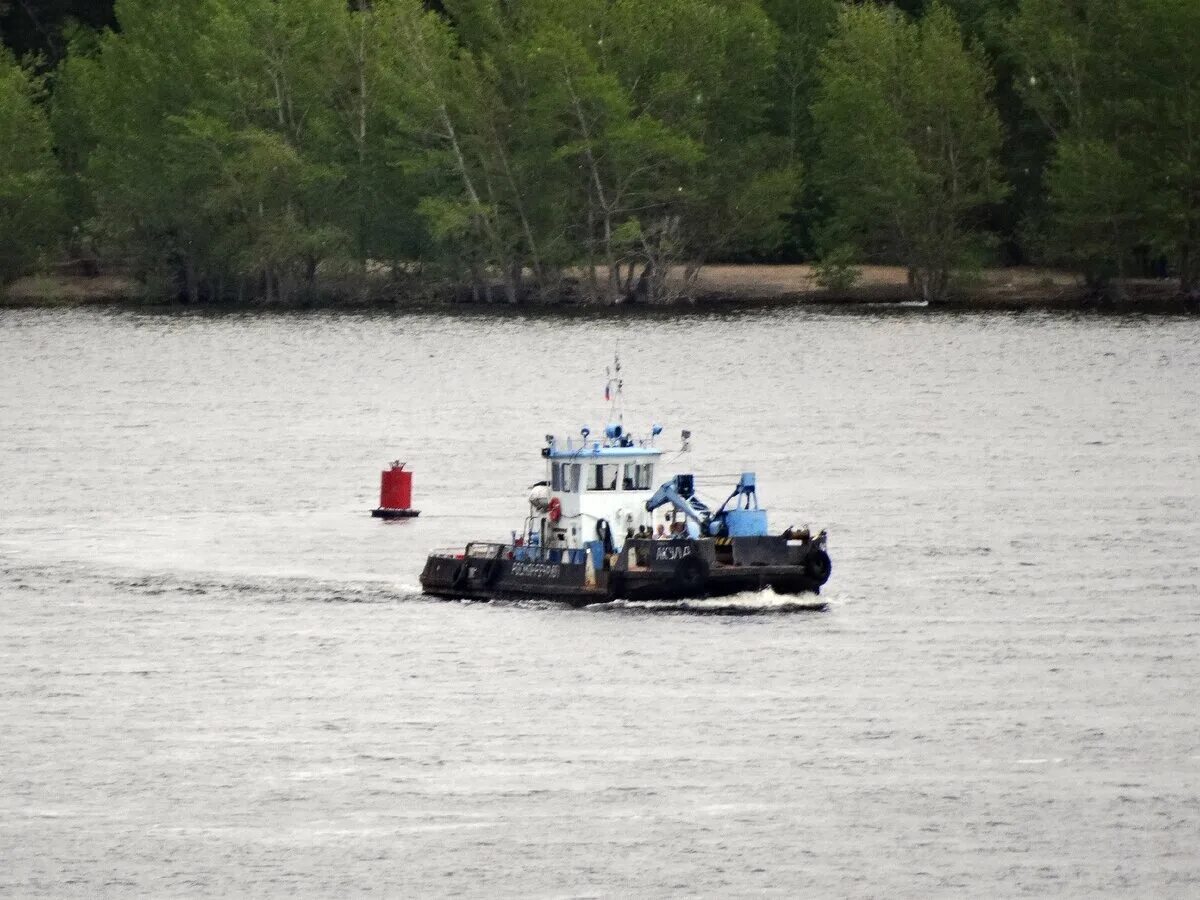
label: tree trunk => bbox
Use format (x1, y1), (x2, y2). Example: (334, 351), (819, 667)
(584, 204), (601, 302)
(621, 261), (638, 297)
(355, 8), (370, 266)
(682, 261), (703, 298)
(490, 118), (544, 287)
(183, 255), (199, 304)
(633, 261), (654, 302)
(564, 71), (619, 303)
(1181, 223), (1198, 294)
(437, 105), (508, 287)
(909, 266), (949, 304)
(510, 262), (524, 302)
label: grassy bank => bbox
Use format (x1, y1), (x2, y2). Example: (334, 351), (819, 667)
(3, 265), (1196, 314)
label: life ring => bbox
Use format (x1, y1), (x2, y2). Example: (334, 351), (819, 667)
(674, 555), (709, 594)
(548, 497), (562, 523)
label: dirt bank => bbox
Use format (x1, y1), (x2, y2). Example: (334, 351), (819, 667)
(2, 265), (1194, 313)
(2, 274), (143, 306)
(685, 264), (1191, 312)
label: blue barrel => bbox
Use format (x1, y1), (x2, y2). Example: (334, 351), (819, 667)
(725, 508), (769, 536)
(587, 540), (605, 570)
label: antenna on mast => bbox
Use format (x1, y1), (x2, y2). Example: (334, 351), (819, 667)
(605, 346), (624, 425)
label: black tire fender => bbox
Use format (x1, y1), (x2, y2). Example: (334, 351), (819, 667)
(480, 557), (504, 587)
(608, 570), (626, 600)
(450, 562), (470, 591)
(805, 547), (832, 586)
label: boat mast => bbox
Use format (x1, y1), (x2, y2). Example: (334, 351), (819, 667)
(605, 348), (624, 427)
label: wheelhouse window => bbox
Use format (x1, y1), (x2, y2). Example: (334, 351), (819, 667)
(588, 463), (619, 491)
(551, 463), (581, 492)
(623, 463), (654, 490)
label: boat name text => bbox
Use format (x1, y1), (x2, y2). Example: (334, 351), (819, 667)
(511, 562), (562, 579)
(655, 545), (693, 561)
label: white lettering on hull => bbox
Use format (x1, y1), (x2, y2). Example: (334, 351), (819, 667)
(655, 545), (693, 561)
(511, 562), (562, 580)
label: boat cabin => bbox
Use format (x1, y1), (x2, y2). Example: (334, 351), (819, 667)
(536, 425), (663, 554)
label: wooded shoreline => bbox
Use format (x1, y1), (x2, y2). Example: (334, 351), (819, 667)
(4, 0), (1199, 313)
(5, 265), (1196, 315)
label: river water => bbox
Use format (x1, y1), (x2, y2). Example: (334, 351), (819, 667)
(1, 306), (1198, 896)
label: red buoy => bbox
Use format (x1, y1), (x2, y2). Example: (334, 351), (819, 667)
(372, 461), (420, 519)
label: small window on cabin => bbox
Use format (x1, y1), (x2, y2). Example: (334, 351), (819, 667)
(552, 463), (582, 493)
(623, 463), (653, 490)
(589, 464), (619, 491)
(638, 463), (654, 490)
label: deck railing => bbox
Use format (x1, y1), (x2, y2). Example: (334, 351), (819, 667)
(432, 542), (592, 566)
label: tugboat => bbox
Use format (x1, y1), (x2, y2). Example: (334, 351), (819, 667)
(420, 361), (832, 608)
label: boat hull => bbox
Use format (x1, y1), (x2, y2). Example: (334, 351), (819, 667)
(420, 551), (608, 606)
(419, 537), (831, 609)
(613, 564), (825, 602)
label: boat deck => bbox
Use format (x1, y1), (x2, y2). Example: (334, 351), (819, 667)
(420, 535), (830, 608)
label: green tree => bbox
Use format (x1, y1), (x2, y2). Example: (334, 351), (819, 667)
(0, 47), (62, 282)
(194, 0), (350, 299)
(325, 0), (432, 272)
(762, 0), (838, 165)
(368, 0), (800, 304)
(760, 0), (838, 259)
(57, 0), (379, 301)
(373, 0), (527, 300)
(1039, 137), (1141, 287)
(457, 0), (799, 302)
(55, 0), (237, 299)
(1011, 0), (1200, 293)
(812, 2), (1007, 302)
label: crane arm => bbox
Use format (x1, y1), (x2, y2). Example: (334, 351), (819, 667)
(713, 472), (758, 517)
(645, 478), (707, 527)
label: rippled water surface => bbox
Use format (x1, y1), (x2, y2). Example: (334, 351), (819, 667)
(2, 307), (1199, 896)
